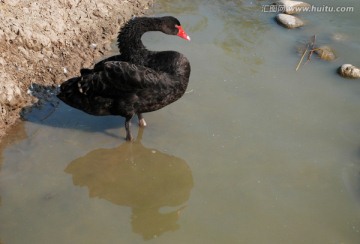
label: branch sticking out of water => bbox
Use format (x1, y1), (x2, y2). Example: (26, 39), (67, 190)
(305, 35), (316, 64)
(296, 35), (317, 71)
(296, 48), (308, 71)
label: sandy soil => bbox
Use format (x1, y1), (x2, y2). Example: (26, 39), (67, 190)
(0, 0), (153, 140)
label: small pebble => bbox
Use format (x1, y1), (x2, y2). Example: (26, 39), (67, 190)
(331, 33), (348, 42)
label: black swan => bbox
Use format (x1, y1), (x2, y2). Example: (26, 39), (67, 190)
(57, 16), (191, 141)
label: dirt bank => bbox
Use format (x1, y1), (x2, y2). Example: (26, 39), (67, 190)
(0, 0), (153, 140)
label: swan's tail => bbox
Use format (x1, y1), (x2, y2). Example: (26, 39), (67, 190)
(57, 76), (84, 108)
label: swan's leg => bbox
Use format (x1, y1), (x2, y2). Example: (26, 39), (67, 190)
(125, 116), (134, 141)
(137, 113), (147, 127)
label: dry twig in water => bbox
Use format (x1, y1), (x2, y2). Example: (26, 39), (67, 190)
(296, 35), (317, 71)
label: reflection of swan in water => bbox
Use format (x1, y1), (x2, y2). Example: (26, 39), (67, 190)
(65, 128), (193, 240)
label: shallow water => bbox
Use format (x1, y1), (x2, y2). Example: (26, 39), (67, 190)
(1, 0), (360, 243)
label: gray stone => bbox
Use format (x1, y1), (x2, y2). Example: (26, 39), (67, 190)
(338, 64), (360, 79)
(275, 13), (304, 29)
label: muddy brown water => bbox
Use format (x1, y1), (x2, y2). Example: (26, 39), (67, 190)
(1, 0), (360, 243)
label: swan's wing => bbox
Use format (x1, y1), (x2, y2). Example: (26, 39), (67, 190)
(78, 61), (176, 96)
(104, 61), (176, 89)
(80, 55), (123, 75)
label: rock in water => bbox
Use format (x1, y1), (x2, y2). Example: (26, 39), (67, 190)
(275, 0), (311, 15)
(338, 64), (360, 79)
(331, 33), (349, 42)
(275, 13), (304, 29)
(315, 46), (336, 61)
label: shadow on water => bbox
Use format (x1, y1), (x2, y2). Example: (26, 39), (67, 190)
(65, 128), (194, 240)
(20, 83), (126, 139)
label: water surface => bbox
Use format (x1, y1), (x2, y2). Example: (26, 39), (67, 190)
(1, 0), (360, 243)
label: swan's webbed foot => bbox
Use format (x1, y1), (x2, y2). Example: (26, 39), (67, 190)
(137, 113), (147, 127)
(125, 133), (133, 141)
(139, 118), (147, 127)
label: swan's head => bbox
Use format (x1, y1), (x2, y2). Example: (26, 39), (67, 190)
(160, 16), (191, 41)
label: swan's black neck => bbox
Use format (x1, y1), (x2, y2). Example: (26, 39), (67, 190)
(117, 17), (163, 58)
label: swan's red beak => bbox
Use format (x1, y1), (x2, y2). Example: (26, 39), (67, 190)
(176, 25), (191, 41)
